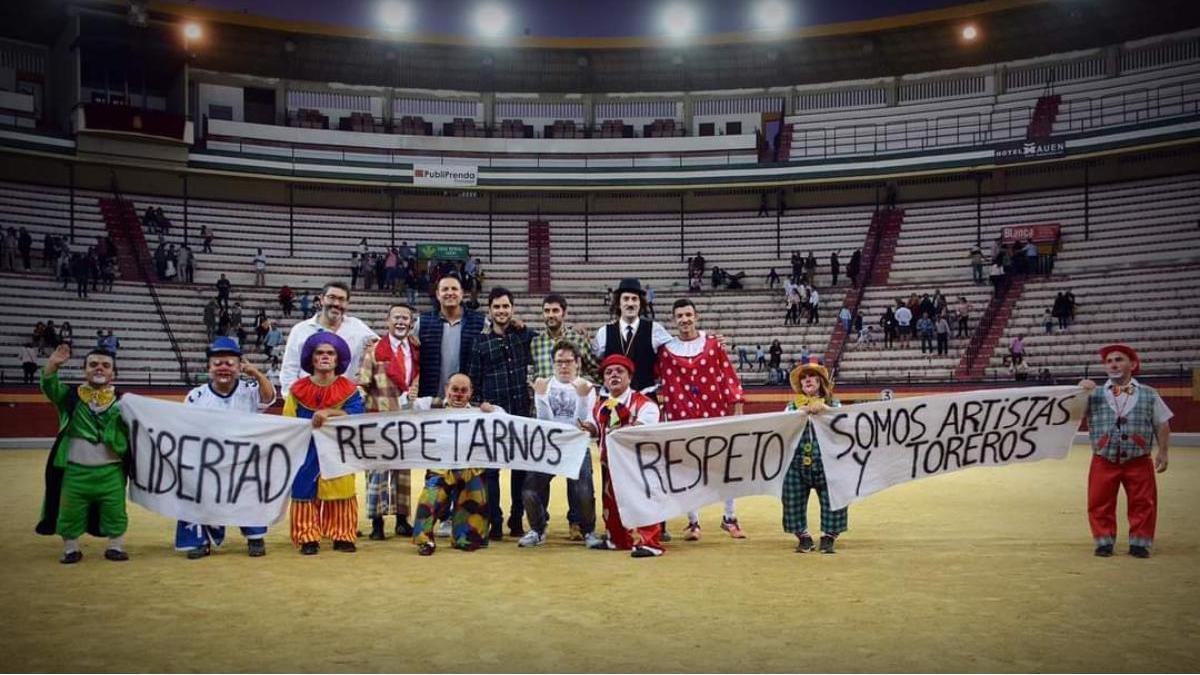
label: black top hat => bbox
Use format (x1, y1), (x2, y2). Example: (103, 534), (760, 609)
(615, 278), (645, 295)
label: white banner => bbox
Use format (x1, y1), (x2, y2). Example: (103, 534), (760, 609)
(605, 411), (811, 528)
(810, 385), (1088, 510)
(120, 394), (313, 527)
(412, 163), (479, 187)
(312, 409), (590, 479)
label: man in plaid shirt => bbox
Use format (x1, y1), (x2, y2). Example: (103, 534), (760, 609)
(467, 286), (537, 540)
(528, 293), (598, 540)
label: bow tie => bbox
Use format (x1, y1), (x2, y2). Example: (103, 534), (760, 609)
(77, 384), (116, 409)
(1109, 383), (1134, 396)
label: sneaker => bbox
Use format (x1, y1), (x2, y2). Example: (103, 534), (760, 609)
(518, 530), (546, 548)
(568, 523), (584, 541)
(332, 540), (357, 553)
(369, 517), (386, 541)
(186, 544), (211, 560)
(1129, 545), (1150, 559)
(795, 533), (815, 553)
(721, 517), (747, 539)
(60, 550), (83, 565)
(418, 541), (436, 556)
(395, 518), (414, 537)
(684, 522), (702, 541)
(631, 545), (663, 558)
(819, 535), (836, 554)
(584, 533), (608, 549)
(1094, 544), (1114, 557)
(104, 548), (129, 561)
(247, 539), (266, 557)
(436, 520), (453, 538)
(300, 542), (320, 555)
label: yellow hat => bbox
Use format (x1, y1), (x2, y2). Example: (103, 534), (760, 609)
(789, 356), (833, 396)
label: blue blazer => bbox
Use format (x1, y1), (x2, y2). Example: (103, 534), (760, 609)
(417, 308), (486, 397)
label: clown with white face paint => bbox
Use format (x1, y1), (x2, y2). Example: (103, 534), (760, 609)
(1078, 344), (1172, 559)
(176, 337), (277, 559)
(781, 357), (846, 555)
(37, 344), (132, 564)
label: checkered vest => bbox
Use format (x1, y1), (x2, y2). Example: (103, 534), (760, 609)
(1088, 384), (1160, 463)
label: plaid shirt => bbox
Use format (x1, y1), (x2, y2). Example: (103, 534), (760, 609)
(467, 324), (536, 416)
(530, 325), (598, 381)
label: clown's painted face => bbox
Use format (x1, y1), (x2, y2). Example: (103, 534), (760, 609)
(85, 354), (115, 387)
(1104, 351), (1136, 382)
(801, 374), (823, 397)
(604, 364), (631, 396)
(311, 344), (339, 374)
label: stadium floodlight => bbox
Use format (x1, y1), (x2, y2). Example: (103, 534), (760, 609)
(475, 2), (511, 40)
(661, 2), (699, 41)
(378, 0), (413, 33)
(752, 0), (790, 33)
(183, 22), (202, 42)
(961, 23), (979, 42)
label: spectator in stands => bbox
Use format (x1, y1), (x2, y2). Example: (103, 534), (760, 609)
(852, 311), (863, 335)
(59, 321), (73, 347)
(42, 233), (56, 269)
(881, 308), (897, 350)
(18, 227), (32, 271)
(885, 182), (898, 211)
(956, 297), (972, 338)
(737, 344), (751, 371)
(935, 313), (950, 356)
(1010, 355), (1029, 382)
(988, 260), (1006, 297)
(404, 262), (418, 305)
(163, 246), (178, 282)
(645, 285), (656, 319)
(847, 249), (861, 287)
(218, 306), (231, 337)
(691, 251), (706, 278)
(916, 313), (935, 355)
(894, 301), (913, 349)
(71, 253), (89, 299)
(838, 305), (852, 333)
(1037, 367), (1053, 383)
(1043, 308), (1055, 334)
(1065, 290), (1077, 327)
(31, 322), (46, 356)
(99, 329), (120, 354)
(1023, 239), (1038, 275)
(807, 287), (820, 324)
(830, 251), (840, 286)
(373, 253), (386, 291)
(155, 208), (171, 238)
(263, 321), (283, 360)
(178, 244), (193, 284)
(399, 241), (415, 265)
(2, 227), (16, 270)
(755, 344), (767, 371)
(254, 308), (270, 351)
(203, 298), (218, 341)
(143, 207), (158, 233)
(20, 341), (38, 384)
(769, 340), (783, 373)
(153, 242), (167, 279)
(278, 285), (295, 317)
(299, 292), (311, 318)
(230, 303), (245, 347)
(1009, 334), (1026, 362)
(804, 251), (817, 286)
(767, 267), (780, 288)
(101, 257), (116, 292)
(216, 274), (231, 309)
(201, 225), (214, 253)
(252, 248), (268, 287)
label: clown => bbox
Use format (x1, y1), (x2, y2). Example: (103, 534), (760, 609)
(1078, 344), (1172, 558)
(580, 353), (664, 558)
(782, 357), (846, 554)
(37, 344), (130, 564)
(285, 332), (365, 555)
(176, 337), (276, 559)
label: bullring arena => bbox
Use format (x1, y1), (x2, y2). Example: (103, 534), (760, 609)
(1, 0), (1199, 672)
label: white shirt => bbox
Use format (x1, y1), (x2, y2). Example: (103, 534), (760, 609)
(279, 314), (376, 399)
(535, 377), (595, 426)
(20, 346), (36, 363)
(592, 317), (673, 356)
(661, 331), (709, 358)
(1104, 378), (1173, 423)
(184, 379), (272, 412)
(809, 289), (820, 306)
(253, 253), (267, 270)
(598, 388), (660, 426)
(411, 397), (505, 415)
(895, 307), (913, 326)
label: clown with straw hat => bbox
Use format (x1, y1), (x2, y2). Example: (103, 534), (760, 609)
(781, 355), (847, 554)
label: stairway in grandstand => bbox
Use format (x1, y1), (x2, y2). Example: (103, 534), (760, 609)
(99, 198), (157, 283)
(824, 208), (903, 370)
(954, 276), (1026, 380)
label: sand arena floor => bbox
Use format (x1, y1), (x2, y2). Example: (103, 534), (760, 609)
(1, 445), (1197, 673)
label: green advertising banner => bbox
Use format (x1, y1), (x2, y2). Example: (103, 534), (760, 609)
(417, 243), (470, 261)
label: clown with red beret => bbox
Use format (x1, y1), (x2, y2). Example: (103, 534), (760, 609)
(1078, 344), (1172, 559)
(283, 332), (366, 555)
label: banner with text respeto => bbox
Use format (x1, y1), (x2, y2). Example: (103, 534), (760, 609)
(411, 163), (478, 187)
(810, 385), (1088, 510)
(120, 394), (313, 527)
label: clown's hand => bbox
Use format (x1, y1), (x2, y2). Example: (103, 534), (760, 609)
(47, 344), (71, 368)
(1155, 449), (1169, 473)
(1078, 379), (1096, 391)
(480, 402), (497, 413)
(805, 400), (829, 415)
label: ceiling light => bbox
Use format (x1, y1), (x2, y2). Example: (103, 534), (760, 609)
(475, 3), (510, 39)
(378, 1), (413, 33)
(662, 2), (698, 41)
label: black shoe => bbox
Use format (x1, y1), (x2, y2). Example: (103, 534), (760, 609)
(300, 542), (320, 555)
(418, 541), (436, 556)
(1094, 544), (1114, 557)
(795, 533), (815, 553)
(488, 526), (504, 542)
(819, 535), (836, 554)
(631, 545), (662, 558)
(395, 518), (414, 537)
(104, 548), (129, 561)
(332, 540), (357, 553)
(1129, 545), (1151, 559)
(369, 517), (386, 541)
(247, 539), (266, 557)
(60, 550), (83, 565)
(507, 517), (525, 538)
(186, 544), (211, 560)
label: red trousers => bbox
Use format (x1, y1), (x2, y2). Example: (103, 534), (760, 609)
(600, 449), (663, 552)
(1087, 454), (1157, 544)
(290, 498), (358, 547)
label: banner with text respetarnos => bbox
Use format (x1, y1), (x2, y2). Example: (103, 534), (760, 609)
(311, 409), (591, 479)
(810, 385), (1088, 510)
(605, 411), (811, 528)
(120, 394), (313, 527)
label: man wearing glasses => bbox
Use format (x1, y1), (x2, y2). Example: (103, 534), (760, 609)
(279, 281), (376, 399)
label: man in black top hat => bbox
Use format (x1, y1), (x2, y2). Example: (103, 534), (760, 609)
(591, 278), (673, 396)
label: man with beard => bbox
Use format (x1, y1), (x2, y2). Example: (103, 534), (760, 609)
(655, 299), (748, 541)
(467, 287), (537, 539)
(279, 281), (375, 399)
(176, 337), (276, 559)
(37, 344), (131, 564)
(356, 303), (420, 540)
